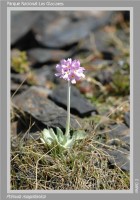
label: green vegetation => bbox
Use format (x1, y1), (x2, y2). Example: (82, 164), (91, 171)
(11, 133), (130, 190)
(111, 70), (129, 95)
(11, 49), (30, 73)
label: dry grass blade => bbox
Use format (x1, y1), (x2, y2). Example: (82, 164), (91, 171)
(35, 144), (59, 190)
(11, 76), (27, 99)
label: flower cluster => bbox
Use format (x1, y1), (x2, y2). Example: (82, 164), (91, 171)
(55, 58), (85, 84)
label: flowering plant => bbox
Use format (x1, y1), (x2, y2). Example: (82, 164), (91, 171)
(40, 58), (86, 149)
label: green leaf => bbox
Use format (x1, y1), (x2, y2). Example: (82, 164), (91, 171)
(41, 128), (57, 145)
(63, 137), (75, 148)
(56, 127), (64, 144)
(40, 138), (45, 144)
(49, 128), (58, 141)
(41, 129), (52, 144)
(56, 127), (63, 135)
(40, 128), (87, 150)
(74, 130), (87, 140)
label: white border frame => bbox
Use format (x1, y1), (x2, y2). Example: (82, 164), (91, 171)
(7, 7), (133, 193)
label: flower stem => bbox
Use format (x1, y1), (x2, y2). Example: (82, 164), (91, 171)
(65, 81), (71, 137)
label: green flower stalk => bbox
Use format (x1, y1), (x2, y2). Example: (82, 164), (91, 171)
(65, 80), (71, 137)
(55, 58), (85, 137)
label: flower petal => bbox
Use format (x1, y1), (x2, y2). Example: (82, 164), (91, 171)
(71, 79), (76, 84)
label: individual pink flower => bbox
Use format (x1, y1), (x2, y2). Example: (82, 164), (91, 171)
(55, 58), (85, 84)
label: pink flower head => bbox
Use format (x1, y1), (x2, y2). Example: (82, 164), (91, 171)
(55, 58), (85, 84)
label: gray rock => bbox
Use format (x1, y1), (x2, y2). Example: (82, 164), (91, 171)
(95, 70), (113, 85)
(27, 48), (70, 64)
(11, 11), (40, 45)
(11, 73), (26, 84)
(11, 11), (113, 48)
(11, 65), (61, 87)
(108, 124), (129, 141)
(32, 65), (61, 86)
(32, 11), (113, 48)
(93, 29), (120, 59)
(12, 86), (81, 130)
(32, 17), (92, 48)
(121, 135), (130, 145)
(106, 138), (130, 151)
(49, 84), (97, 117)
(124, 112), (130, 127)
(92, 59), (113, 66)
(11, 82), (29, 95)
(105, 123), (130, 171)
(106, 149), (130, 171)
